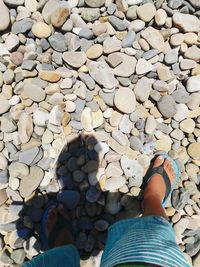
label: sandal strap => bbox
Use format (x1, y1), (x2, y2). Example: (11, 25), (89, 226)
(147, 166), (171, 203)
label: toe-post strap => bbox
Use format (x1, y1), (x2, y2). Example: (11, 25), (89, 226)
(146, 166), (171, 203)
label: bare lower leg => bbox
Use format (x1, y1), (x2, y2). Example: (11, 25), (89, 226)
(141, 156), (176, 221)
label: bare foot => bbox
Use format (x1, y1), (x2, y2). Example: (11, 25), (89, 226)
(45, 204), (74, 248)
(143, 155), (176, 202)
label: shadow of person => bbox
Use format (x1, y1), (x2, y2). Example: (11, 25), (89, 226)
(11, 133), (142, 264)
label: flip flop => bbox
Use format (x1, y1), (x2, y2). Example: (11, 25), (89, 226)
(41, 202), (72, 249)
(145, 153), (180, 208)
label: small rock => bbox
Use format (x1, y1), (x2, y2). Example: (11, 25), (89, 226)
(51, 7), (70, 28)
(141, 26), (165, 52)
(0, 0), (10, 31)
(137, 3), (156, 22)
(85, 0), (105, 7)
(129, 136), (143, 151)
(81, 107), (93, 132)
(18, 113), (33, 144)
(186, 75), (200, 93)
(121, 155), (144, 187)
(86, 44), (103, 59)
(134, 77), (153, 102)
(173, 13), (200, 33)
(188, 143), (200, 160)
(105, 176), (126, 192)
(157, 95), (177, 118)
(180, 119), (195, 134)
(103, 37), (121, 54)
(89, 61), (117, 89)
(63, 51), (87, 68)
(57, 190), (80, 209)
(19, 166), (44, 198)
(136, 58), (153, 74)
(81, 8), (100, 22)
(24, 83), (45, 102)
(114, 87), (136, 114)
(32, 22), (51, 38)
(108, 16), (129, 31)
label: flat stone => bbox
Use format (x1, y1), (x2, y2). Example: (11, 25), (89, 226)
(180, 119), (195, 134)
(5, 34), (19, 51)
(172, 188), (190, 210)
(39, 70), (61, 82)
(0, 93), (10, 115)
(19, 166), (44, 198)
(136, 58), (153, 74)
(63, 51), (87, 68)
(129, 136), (143, 151)
(141, 26), (165, 52)
(187, 75), (200, 93)
(157, 95), (177, 118)
(134, 77), (153, 102)
(103, 37), (121, 54)
(114, 87), (136, 114)
(188, 143), (200, 160)
(112, 52), (137, 77)
(49, 34), (68, 53)
(136, 3), (156, 22)
(19, 147), (40, 165)
(81, 107), (93, 132)
(1, 113), (17, 133)
(8, 162), (29, 178)
(108, 16), (129, 31)
(145, 115), (156, 135)
(89, 61), (117, 89)
(0, 0), (10, 31)
(32, 22), (51, 38)
(81, 8), (100, 22)
(185, 45), (200, 61)
(173, 13), (200, 33)
(85, 0), (105, 7)
(112, 130), (128, 146)
(121, 155), (144, 187)
(57, 190), (80, 209)
(0, 189), (7, 205)
(174, 104), (188, 122)
(24, 83), (45, 102)
(122, 31), (136, 47)
(180, 59), (197, 70)
(105, 176), (126, 192)
(51, 7), (70, 28)
(86, 44), (103, 59)
(12, 18), (33, 34)
(17, 113), (33, 144)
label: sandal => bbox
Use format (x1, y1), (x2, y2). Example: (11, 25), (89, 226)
(41, 202), (72, 249)
(145, 153), (180, 208)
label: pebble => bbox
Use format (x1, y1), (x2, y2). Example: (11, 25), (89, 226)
(157, 95), (177, 118)
(63, 51), (87, 68)
(0, 94), (10, 115)
(186, 75), (200, 93)
(0, 0), (10, 31)
(141, 26), (165, 52)
(173, 13), (200, 33)
(24, 83), (45, 102)
(180, 119), (195, 134)
(86, 44), (103, 59)
(51, 7), (70, 28)
(32, 22), (51, 38)
(188, 143), (200, 160)
(121, 155), (144, 187)
(136, 58), (153, 74)
(136, 3), (156, 22)
(114, 87), (136, 114)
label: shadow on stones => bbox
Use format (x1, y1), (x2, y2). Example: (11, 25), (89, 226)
(11, 133), (142, 263)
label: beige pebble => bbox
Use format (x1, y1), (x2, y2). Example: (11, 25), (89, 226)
(32, 22), (51, 38)
(155, 9), (167, 26)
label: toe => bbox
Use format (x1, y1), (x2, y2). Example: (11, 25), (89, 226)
(153, 155), (164, 168)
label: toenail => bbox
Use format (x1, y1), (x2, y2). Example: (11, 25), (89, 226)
(158, 155), (164, 160)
